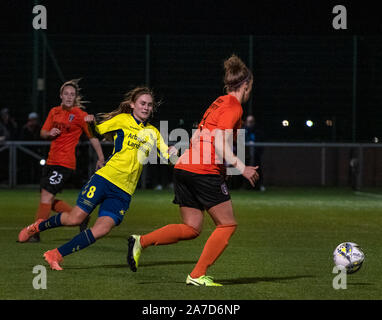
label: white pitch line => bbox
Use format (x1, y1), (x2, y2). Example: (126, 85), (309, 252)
(354, 191), (382, 199)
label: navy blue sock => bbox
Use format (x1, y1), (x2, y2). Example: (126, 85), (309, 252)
(38, 213), (62, 232)
(57, 229), (96, 257)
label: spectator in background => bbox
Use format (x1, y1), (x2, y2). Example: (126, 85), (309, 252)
(192, 120), (199, 130)
(244, 115), (265, 191)
(19, 112), (41, 140)
(0, 108), (18, 140)
(0, 123), (6, 142)
(18, 112), (43, 184)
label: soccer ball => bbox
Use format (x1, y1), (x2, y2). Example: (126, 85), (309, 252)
(333, 242), (365, 274)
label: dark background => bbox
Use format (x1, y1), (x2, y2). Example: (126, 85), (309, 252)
(1, 0), (382, 188)
(1, 0), (382, 142)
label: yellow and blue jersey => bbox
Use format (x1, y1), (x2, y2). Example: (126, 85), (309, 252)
(94, 113), (169, 195)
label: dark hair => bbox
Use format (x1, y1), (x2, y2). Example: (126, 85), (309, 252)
(223, 54), (253, 93)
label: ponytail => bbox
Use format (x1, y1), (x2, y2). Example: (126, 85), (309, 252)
(223, 54), (253, 93)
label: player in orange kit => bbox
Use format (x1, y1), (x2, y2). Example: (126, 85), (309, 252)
(26, 79), (104, 242)
(127, 55), (259, 286)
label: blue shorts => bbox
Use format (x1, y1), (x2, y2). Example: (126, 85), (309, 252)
(76, 174), (132, 226)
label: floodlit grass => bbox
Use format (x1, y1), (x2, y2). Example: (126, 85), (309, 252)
(1, 187), (381, 300)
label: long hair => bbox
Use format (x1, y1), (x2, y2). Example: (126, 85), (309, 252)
(223, 54), (253, 93)
(97, 86), (159, 124)
(60, 78), (88, 109)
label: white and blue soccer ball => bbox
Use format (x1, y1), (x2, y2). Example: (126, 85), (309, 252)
(333, 242), (365, 274)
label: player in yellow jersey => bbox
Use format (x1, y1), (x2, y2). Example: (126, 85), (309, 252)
(18, 87), (176, 270)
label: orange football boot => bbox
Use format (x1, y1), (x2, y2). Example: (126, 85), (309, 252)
(44, 248), (64, 271)
(18, 219), (44, 243)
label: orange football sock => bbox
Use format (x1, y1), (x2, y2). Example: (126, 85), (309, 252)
(52, 199), (73, 213)
(140, 224), (199, 249)
(190, 224), (237, 279)
(35, 202), (52, 221)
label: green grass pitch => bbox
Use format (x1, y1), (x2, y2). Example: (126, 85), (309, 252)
(1, 187), (381, 300)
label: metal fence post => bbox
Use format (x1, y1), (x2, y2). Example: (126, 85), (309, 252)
(13, 145), (17, 187)
(145, 34), (151, 87)
(248, 35), (253, 116)
(32, 3), (39, 113)
(8, 144), (12, 188)
(358, 145), (363, 189)
(88, 143), (93, 179)
(352, 36), (358, 142)
(9, 144), (17, 188)
(321, 146), (326, 186)
(141, 34), (151, 189)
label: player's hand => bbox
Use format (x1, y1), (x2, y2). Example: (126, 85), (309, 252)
(168, 146), (178, 156)
(49, 128), (61, 138)
(242, 166), (259, 187)
(168, 146), (179, 165)
(225, 174), (232, 182)
(84, 114), (95, 123)
(95, 159), (105, 170)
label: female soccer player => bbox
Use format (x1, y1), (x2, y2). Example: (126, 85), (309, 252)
(127, 55), (259, 286)
(18, 87), (175, 271)
(28, 79), (104, 242)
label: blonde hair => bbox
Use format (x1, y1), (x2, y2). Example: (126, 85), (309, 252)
(223, 54), (253, 93)
(60, 78), (88, 109)
(97, 86), (159, 124)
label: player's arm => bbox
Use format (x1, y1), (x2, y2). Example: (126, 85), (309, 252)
(92, 114), (122, 136)
(40, 128), (60, 140)
(84, 114), (105, 169)
(214, 129), (259, 186)
(190, 127), (201, 146)
(89, 137), (105, 169)
(214, 107), (259, 186)
(84, 114), (99, 138)
(154, 128), (178, 165)
(40, 110), (60, 140)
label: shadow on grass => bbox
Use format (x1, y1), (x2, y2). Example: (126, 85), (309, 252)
(141, 260), (196, 267)
(65, 264), (128, 270)
(65, 260), (196, 270)
(220, 275), (316, 285)
(136, 275), (318, 286)
(347, 282), (374, 286)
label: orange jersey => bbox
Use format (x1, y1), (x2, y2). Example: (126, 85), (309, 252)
(42, 106), (92, 170)
(175, 95), (243, 175)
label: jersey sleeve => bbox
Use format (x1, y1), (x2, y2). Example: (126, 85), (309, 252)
(216, 106), (242, 130)
(41, 108), (55, 132)
(155, 128), (169, 160)
(95, 114), (123, 135)
(79, 110), (93, 138)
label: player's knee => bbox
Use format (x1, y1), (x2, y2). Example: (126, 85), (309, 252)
(182, 224), (200, 239)
(216, 224), (237, 244)
(67, 216), (80, 226)
(65, 212), (87, 226)
(91, 224), (113, 239)
(92, 227), (111, 239)
(40, 189), (55, 204)
(219, 223), (237, 233)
